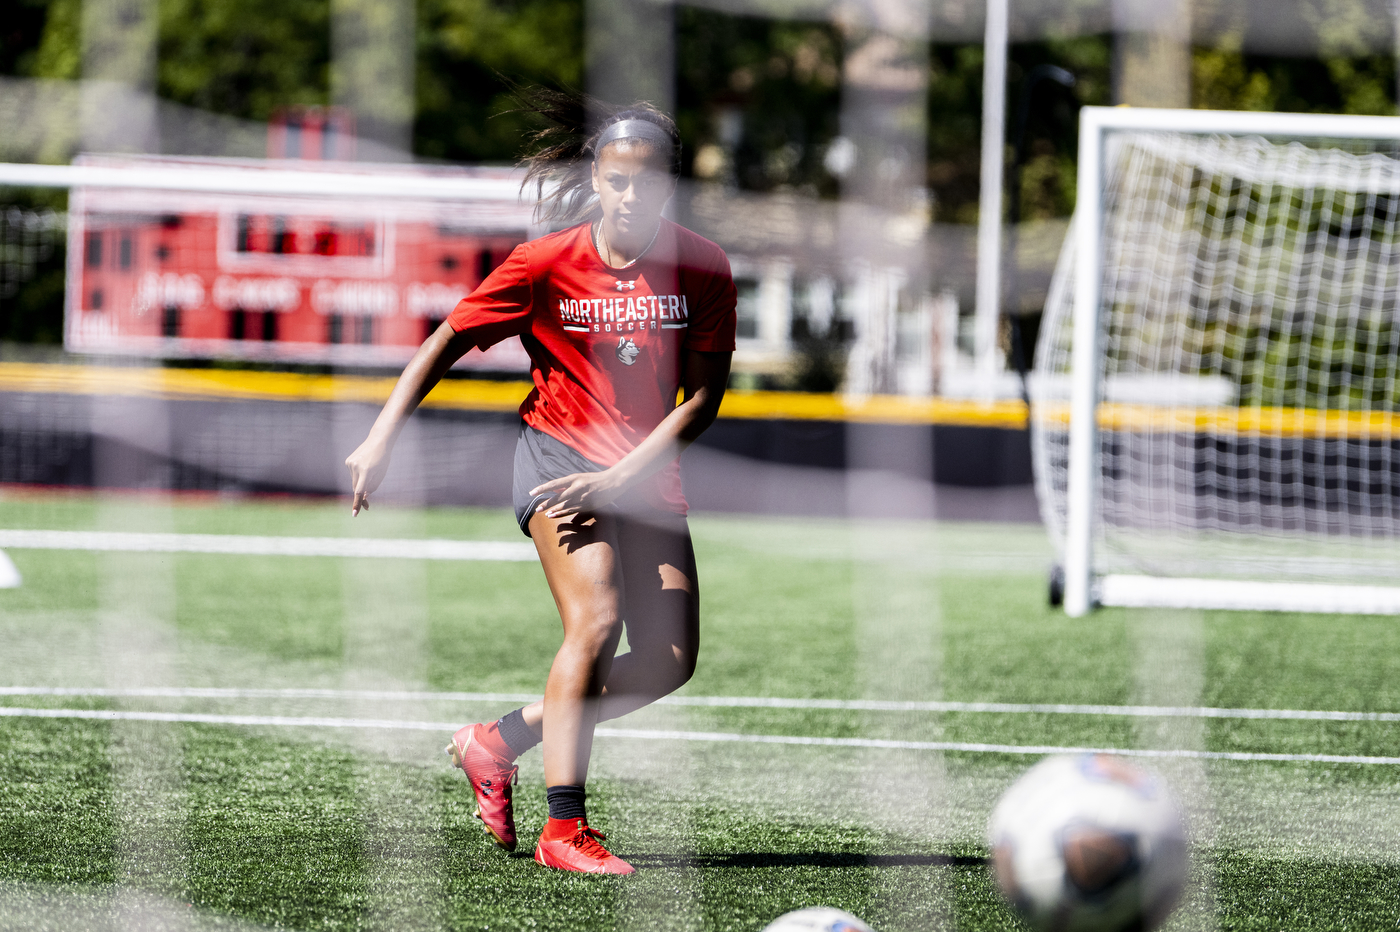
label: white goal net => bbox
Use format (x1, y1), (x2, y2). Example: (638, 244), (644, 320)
(1034, 109), (1400, 614)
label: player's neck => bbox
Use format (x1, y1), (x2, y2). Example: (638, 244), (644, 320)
(595, 219), (660, 269)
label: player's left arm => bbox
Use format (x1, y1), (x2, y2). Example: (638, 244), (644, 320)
(531, 348), (731, 518)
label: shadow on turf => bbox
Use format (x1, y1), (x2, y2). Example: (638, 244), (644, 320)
(621, 852), (988, 869)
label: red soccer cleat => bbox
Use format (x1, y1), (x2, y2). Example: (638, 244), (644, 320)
(446, 723), (519, 851)
(533, 818), (635, 874)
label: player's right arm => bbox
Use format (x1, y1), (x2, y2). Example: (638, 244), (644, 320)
(345, 320), (476, 515)
(346, 244), (535, 515)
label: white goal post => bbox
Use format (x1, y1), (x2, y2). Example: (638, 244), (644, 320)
(1035, 107), (1400, 617)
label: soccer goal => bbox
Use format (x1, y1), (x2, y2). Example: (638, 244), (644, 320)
(1033, 107), (1400, 617)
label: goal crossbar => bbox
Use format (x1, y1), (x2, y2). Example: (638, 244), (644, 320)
(1064, 107), (1400, 617)
(0, 161), (525, 203)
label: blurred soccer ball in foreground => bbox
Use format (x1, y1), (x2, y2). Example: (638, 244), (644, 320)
(761, 906), (874, 932)
(988, 754), (1188, 932)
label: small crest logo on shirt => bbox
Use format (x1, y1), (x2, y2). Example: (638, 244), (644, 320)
(616, 337), (640, 366)
(614, 280), (636, 292)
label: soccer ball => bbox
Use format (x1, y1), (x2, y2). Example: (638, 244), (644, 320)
(761, 907), (875, 932)
(988, 754), (1188, 932)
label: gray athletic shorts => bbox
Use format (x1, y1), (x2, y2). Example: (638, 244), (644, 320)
(512, 422), (690, 539)
(512, 423), (610, 537)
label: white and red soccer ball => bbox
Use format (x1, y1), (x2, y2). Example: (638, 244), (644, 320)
(988, 754), (1188, 932)
(762, 907), (874, 932)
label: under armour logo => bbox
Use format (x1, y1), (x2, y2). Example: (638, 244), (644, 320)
(615, 280), (636, 292)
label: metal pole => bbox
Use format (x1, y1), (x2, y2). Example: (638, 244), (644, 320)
(974, 0), (1009, 391)
(1006, 65), (1075, 406)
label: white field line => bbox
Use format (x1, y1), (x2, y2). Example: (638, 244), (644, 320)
(2, 686), (1398, 723)
(0, 687), (544, 703)
(0, 706), (458, 731)
(0, 529), (537, 562)
(660, 695), (1400, 722)
(0, 549), (20, 588)
(0, 706), (1396, 766)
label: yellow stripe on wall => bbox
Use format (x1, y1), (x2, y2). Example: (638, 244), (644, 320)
(1034, 402), (1400, 439)
(0, 362), (1030, 427)
(715, 390), (1029, 427)
(4, 362), (1394, 436)
(0, 362), (529, 412)
(4, 362), (1397, 436)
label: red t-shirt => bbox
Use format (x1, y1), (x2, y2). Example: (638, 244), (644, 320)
(446, 219), (738, 513)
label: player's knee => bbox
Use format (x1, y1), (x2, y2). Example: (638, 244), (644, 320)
(631, 638), (695, 684)
(560, 609), (622, 657)
(674, 646), (697, 685)
(654, 646), (695, 695)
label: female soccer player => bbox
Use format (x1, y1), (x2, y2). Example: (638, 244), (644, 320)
(345, 97), (736, 875)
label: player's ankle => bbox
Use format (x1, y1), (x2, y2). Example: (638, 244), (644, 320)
(494, 708), (541, 759)
(476, 721), (518, 763)
(545, 783), (588, 827)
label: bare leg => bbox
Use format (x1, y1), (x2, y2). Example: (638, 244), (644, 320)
(596, 512), (699, 720)
(517, 513), (698, 741)
(529, 509), (625, 787)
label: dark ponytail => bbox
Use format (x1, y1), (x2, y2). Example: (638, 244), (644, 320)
(514, 87), (680, 225)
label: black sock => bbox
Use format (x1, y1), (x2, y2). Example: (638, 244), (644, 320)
(496, 708), (541, 757)
(546, 784), (587, 822)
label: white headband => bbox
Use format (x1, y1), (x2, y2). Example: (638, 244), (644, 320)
(593, 119), (675, 155)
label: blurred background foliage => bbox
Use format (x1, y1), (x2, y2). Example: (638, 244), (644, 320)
(1, 0), (1399, 346)
(676, 11), (842, 196)
(155, 0), (333, 121)
(3, 0), (1395, 215)
(414, 0), (583, 161)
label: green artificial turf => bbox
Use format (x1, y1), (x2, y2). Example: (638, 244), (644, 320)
(3, 492), (1400, 930)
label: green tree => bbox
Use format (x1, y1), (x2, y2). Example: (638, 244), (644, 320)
(157, 0), (332, 120)
(928, 37), (1109, 225)
(414, 0), (583, 163)
(22, 0), (81, 80)
(0, 0), (57, 76)
(676, 10), (842, 194)
(1194, 43), (1395, 116)
(10, 0), (583, 162)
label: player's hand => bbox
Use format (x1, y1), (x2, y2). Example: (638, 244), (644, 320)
(345, 439), (392, 516)
(529, 470), (624, 519)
